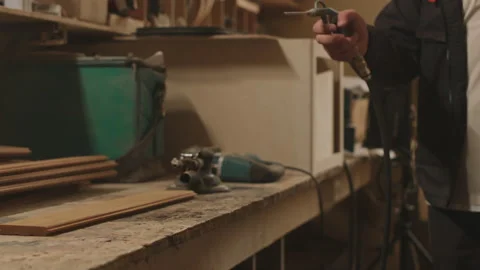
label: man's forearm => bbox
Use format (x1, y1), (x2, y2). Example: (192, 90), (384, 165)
(364, 25), (418, 86)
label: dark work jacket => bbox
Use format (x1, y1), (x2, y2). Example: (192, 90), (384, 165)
(364, 0), (468, 207)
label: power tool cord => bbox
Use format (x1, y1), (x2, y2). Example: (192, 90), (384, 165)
(285, 163), (359, 270)
(261, 74), (391, 270)
(343, 161), (360, 270)
(281, 77), (391, 270)
(367, 82), (393, 270)
(284, 166), (325, 237)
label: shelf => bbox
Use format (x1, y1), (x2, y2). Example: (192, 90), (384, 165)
(0, 6), (130, 36)
(113, 33), (278, 42)
(210, 33), (277, 40)
(260, 0), (301, 10)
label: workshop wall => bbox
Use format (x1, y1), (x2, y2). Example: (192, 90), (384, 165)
(61, 37), (344, 173)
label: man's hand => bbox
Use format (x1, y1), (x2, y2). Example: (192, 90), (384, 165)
(313, 10), (369, 62)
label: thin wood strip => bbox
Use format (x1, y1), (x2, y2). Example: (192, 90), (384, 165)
(175, 0), (188, 25)
(0, 190), (196, 236)
(225, 0), (236, 29)
(0, 156), (108, 176)
(8, 196), (189, 236)
(211, 0), (225, 27)
(187, 0), (200, 25)
(0, 155), (108, 171)
(45, 193), (195, 235)
(0, 170), (117, 196)
(236, 0), (260, 14)
(0, 160), (117, 186)
(248, 12), (256, 33)
(161, 0), (174, 25)
(2, 194), (191, 236)
(0, 159), (30, 165)
(192, 0), (206, 26)
(3, 189), (192, 227)
(0, 146), (31, 157)
(193, 0), (215, 26)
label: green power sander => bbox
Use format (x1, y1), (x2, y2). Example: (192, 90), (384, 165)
(169, 146), (286, 194)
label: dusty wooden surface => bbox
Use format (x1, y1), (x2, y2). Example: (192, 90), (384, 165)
(0, 157), (370, 270)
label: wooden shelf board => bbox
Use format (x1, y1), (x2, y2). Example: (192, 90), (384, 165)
(260, 0), (301, 10)
(0, 6), (129, 36)
(211, 33), (277, 40)
(114, 33), (278, 42)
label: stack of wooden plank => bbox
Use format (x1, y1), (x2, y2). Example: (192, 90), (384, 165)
(0, 154), (118, 197)
(0, 145), (32, 164)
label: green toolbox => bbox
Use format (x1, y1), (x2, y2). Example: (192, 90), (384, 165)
(0, 52), (166, 178)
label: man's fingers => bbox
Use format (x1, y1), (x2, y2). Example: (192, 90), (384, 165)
(325, 44), (352, 56)
(326, 51), (349, 62)
(346, 32), (359, 45)
(322, 42), (357, 62)
(315, 34), (348, 46)
(313, 20), (337, 34)
(313, 9), (368, 57)
(337, 9), (366, 41)
(327, 49), (357, 62)
(337, 9), (358, 29)
(315, 34), (355, 58)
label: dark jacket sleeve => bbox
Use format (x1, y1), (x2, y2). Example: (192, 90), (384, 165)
(364, 0), (421, 86)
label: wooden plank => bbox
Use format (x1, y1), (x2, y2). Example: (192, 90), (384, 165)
(160, 0), (173, 25)
(0, 170), (117, 197)
(0, 160), (117, 186)
(248, 13), (257, 33)
(225, 0), (237, 29)
(143, 0), (149, 26)
(0, 159), (30, 165)
(0, 146), (31, 158)
(236, 0), (260, 14)
(0, 189), (196, 236)
(0, 6), (128, 35)
(176, 0), (188, 26)
(0, 155), (108, 176)
(241, 9), (248, 32)
(211, 0), (226, 27)
(46, 193), (192, 234)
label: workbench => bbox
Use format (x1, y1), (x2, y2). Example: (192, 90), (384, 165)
(0, 156), (374, 270)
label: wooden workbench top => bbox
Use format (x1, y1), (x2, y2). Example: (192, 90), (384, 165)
(0, 156), (372, 270)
